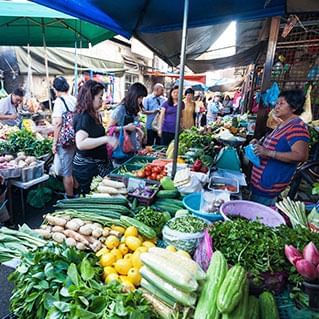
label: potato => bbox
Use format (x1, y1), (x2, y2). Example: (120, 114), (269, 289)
(25, 156), (36, 165)
(65, 238), (77, 247)
(4, 155), (14, 162)
(52, 226), (65, 232)
(18, 160), (27, 168)
(52, 232), (66, 243)
(0, 157), (6, 163)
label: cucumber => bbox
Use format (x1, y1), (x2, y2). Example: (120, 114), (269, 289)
(120, 216), (156, 239)
(217, 264), (246, 314)
(259, 291), (279, 319)
(247, 295), (259, 319)
(156, 198), (184, 208)
(140, 266), (196, 306)
(55, 203), (130, 214)
(156, 190), (180, 199)
(57, 197), (128, 206)
(194, 251), (228, 319)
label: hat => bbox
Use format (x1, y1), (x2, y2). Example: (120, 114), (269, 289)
(53, 76), (69, 92)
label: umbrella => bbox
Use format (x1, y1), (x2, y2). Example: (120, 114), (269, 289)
(0, 0), (116, 107)
(31, 0), (286, 176)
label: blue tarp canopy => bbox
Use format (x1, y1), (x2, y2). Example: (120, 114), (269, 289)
(30, 0), (286, 39)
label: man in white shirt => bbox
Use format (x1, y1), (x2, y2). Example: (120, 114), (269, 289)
(52, 76), (77, 198)
(0, 88), (25, 126)
(142, 83), (166, 145)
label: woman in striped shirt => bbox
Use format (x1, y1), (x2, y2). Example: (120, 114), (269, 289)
(251, 89), (310, 206)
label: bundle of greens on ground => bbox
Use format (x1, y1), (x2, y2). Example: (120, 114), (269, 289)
(9, 243), (154, 319)
(209, 219), (319, 288)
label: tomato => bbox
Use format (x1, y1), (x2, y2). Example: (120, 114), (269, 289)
(162, 171), (167, 176)
(158, 174), (163, 180)
(151, 173), (157, 180)
(144, 170), (151, 177)
(156, 175), (161, 181)
(137, 170), (145, 178)
(153, 166), (160, 174)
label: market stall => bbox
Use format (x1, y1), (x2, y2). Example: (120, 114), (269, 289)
(1, 115), (319, 318)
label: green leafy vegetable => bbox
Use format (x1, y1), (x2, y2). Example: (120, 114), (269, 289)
(9, 243), (153, 319)
(27, 186), (52, 208)
(209, 219), (319, 287)
(168, 216), (207, 233)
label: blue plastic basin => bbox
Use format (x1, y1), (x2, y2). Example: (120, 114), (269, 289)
(183, 192), (224, 222)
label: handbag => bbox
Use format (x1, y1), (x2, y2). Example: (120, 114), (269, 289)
(58, 97), (75, 148)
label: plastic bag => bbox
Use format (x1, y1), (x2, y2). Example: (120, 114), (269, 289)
(112, 127), (130, 160)
(308, 207), (319, 232)
(244, 144), (261, 167)
(123, 129), (134, 153)
(262, 82), (280, 107)
(162, 218), (205, 253)
(193, 230), (213, 271)
(177, 175), (203, 194)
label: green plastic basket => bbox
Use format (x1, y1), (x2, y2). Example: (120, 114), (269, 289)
(276, 290), (319, 319)
(123, 156), (156, 166)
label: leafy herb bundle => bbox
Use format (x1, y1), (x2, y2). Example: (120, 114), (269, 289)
(135, 207), (170, 236)
(9, 243), (153, 319)
(168, 216), (207, 233)
(209, 219), (319, 287)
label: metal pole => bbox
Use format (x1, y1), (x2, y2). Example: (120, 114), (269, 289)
(172, 0), (189, 178)
(42, 19), (52, 111)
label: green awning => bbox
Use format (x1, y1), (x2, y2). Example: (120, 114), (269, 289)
(0, 0), (116, 47)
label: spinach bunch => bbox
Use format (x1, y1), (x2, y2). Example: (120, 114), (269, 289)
(9, 243), (153, 319)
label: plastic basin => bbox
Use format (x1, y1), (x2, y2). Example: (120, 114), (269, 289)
(220, 200), (286, 227)
(183, 192), (224, 222)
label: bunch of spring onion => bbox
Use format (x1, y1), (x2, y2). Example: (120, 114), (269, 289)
(0, 224), (46, 263)
(276, 198), (308, 229)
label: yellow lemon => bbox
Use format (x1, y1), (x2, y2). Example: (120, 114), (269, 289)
(127, 268), (142, 286)
(114, 258), (132, 275)
(110, 248), (123, 260)
(142, 241), (155, 249)
(135, 246), (148, 254)
(99, 253), (116, 267)
(96, 247), (109, 257)
(118, 243), (129, 256)
(105, 273), (119, 283)
(166, 245), (177, 252)
(137, 234), (144, 242)
(125, 236), (142, 251)
(111, 225), (126, 234)
(123, 253), (133, 261)
(131, 251), (143, 269)
(176, 250), (191, 258)
(121, 280), (135, 291)
(105, 235), (120, 249)
(103, 266), (116, 279)
(124, 226), (138, 237)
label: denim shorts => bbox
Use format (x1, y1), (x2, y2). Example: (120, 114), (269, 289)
(53, 145), (75, 177)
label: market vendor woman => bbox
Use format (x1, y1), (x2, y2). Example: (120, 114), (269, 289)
(73, 80), (118, 194)
(251, 89), (309, 205)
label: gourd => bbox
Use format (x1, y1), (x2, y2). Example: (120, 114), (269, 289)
(194, 250), (228, 319)
(247, 295), (260, 319)
(222, 281), (249, 319)
(217, 264), (246, 314)
(259, 291), (279, 319)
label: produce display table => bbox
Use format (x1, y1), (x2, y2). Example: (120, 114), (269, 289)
(7, 174), (49, 224)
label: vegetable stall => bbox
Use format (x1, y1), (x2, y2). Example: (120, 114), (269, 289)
(1, 122), (319, 318)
